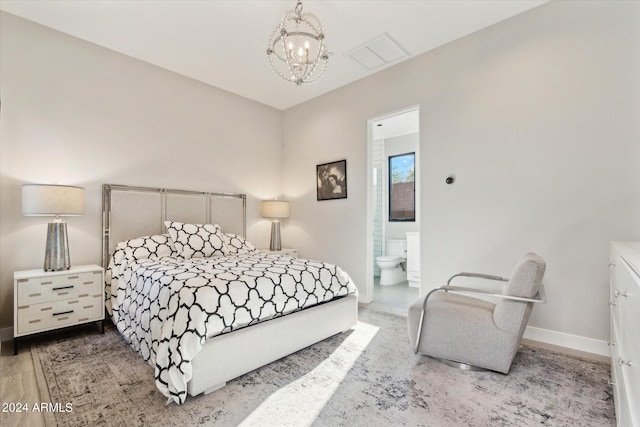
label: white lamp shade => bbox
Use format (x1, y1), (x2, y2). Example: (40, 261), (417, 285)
(22, 184), (85, 216)
(261, 200), (290, 219)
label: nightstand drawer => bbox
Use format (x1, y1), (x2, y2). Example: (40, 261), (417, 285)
(17, 270), (102, 306)
(13, 264), (105, 354)
(16, 294), (103, 335)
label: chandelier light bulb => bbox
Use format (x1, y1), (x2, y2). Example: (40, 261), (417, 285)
(266, 0), (329, 85)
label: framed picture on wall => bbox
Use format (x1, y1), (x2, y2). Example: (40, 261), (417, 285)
(317, 160), (347, 201)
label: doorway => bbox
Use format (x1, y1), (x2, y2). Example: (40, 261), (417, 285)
(366, 106), (420, 314)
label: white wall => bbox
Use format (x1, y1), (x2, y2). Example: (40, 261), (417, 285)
(2, 2), (638, 352)
(283, 0), (640, 348)
(0, 13), (284, 330)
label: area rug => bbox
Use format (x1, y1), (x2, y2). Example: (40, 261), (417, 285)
(31, 307), (615, 427)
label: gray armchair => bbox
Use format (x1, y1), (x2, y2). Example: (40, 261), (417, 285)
(407, 253), (546, 373)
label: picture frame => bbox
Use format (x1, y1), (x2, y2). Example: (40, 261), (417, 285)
(316, 159), (347, 201)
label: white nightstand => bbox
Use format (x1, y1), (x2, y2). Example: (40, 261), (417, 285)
(13, 264), (104, 354)
(260, 248), (298, 258)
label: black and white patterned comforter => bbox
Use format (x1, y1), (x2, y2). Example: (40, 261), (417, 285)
(106, 236), (357, 405)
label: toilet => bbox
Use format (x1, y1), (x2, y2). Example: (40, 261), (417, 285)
(376, 239), (407, 285)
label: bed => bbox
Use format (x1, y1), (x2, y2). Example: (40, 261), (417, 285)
(102, 184), (358, 404)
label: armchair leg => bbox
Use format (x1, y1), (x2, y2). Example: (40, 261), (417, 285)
(414, 288), (442, 353)
(414, 309), (424, 354)
(428, 356), (488, 372)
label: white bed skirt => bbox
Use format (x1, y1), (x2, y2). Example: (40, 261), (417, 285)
(188, 293), (359, 396)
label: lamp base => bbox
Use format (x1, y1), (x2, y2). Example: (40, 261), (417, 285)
(269, 220), (282, 252)
(44, 222), (71, 271)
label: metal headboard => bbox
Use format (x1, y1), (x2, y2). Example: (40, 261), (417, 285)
(102, 184), (246, 269)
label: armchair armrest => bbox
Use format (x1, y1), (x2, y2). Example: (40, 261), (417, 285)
(440, 285), (546, 304)
(446, 272), (508, 286)
(413, 282), (546, 354)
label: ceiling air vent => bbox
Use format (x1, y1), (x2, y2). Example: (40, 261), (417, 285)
(345, 33), (408, 72)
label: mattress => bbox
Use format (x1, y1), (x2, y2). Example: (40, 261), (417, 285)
(105, 233), (357, 404)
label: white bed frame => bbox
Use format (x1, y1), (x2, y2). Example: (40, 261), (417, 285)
(102, 184), (358, 396)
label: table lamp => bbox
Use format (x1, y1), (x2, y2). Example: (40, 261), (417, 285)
(261, 200), (290, 251)
(22, 184), (85, 271)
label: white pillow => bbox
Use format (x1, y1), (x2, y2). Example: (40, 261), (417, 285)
(111, 234), (177, 265)
(222, 233), (257, 255)
(164, 221), (229, 259)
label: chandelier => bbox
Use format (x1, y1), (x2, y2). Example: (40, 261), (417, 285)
(266, 0), (329, 85)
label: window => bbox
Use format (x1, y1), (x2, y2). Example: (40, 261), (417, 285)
(388, 152), (415, 221)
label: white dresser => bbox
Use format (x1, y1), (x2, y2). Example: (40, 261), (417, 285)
(609, 242), (640, 426)
(13, 264), (104, 354)
(406, 232), (420, 288)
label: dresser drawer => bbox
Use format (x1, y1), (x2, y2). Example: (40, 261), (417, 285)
(16, 293), (103, 335)
(610, 321), (625, 427)
(16, 270), (102, 306)
(610, 243), (640, 427)
(616, 256), (640, 422)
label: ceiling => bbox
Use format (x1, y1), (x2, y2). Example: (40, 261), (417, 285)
(371, 108), (420, 141)
(0, 0), (547, 111)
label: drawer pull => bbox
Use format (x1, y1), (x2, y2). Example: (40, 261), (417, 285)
(17, 279), (28, 283)
(29, 319), (42, 324)
(607, 341), (616, 347)
(83, 281), (93, 285)
(609, 262), (616, 268)
(617, 357), (632, 367)
(608, 301), (616, 307)
(53, 310), (74, 316)
(83, 305), (94, 309)
(53, 285), (74, 291)
(614, 290), (628, 298)
(29, 293), (42, 298)
(41, 281), (53, 285)
(67, 276), (79, 279)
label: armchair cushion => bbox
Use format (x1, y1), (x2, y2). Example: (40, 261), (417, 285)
(408, 252), (546, 374)
(493, 253), (545, 333)
(408, 293), (518, 373)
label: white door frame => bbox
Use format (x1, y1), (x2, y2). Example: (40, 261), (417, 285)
(365, 105), (420, 303)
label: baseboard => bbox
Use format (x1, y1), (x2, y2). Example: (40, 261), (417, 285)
(524, 326), (610, 358)
(0, 326), (13, 343)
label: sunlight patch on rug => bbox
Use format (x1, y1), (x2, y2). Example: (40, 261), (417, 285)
(238, 321), (380, 427)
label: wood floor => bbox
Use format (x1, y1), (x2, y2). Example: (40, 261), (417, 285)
(0, 340), (45, 427)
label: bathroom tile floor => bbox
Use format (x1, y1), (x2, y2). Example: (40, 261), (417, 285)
(368, 278), (419, 316)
